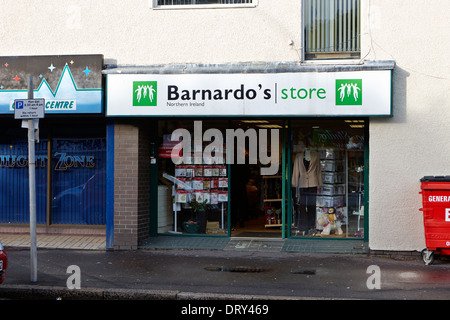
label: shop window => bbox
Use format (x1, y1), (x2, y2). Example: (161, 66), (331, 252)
(153, 0), (256, 8)
(0, 119), (106, 226)
(158, 120), (230, 235)
(304, 0), (361, 60)
(157, 119), (282, 236)
(156, 118), (366, 239)
(51, 138), (106, 225)
(290, 119), (365, 238)
(0, 139), (48, 224)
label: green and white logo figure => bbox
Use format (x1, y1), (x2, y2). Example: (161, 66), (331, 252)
(133, 81), (157, 106)
(336, 79), (362, 105)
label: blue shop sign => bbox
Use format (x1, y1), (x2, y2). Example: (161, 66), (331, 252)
(0, 55), (103, 114)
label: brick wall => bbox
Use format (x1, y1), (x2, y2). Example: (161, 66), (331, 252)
(113, 120), (150, 250)
(137, 124), (150, 244)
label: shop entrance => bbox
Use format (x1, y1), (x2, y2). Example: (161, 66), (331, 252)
(156, 118), (285, 238)
(229, 120), (284, 238)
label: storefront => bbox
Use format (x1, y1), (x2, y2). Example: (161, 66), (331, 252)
(105, 61), (393, 245)
(152, 118), (366, 240)
(0, 55), (107, 233)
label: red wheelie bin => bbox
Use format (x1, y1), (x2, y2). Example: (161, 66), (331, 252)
(419, 176), (450, 265)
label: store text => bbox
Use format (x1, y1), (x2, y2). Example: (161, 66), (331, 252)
(0, 153), (95, 171)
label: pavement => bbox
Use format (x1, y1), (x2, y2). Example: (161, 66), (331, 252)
(0, 233), (106, 250)
(0, 233), (450, 305)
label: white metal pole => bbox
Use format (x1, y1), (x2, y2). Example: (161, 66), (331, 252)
(27, 75), (37, 283)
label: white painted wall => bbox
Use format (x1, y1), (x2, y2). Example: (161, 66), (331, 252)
(0, 0), (302, 65)
(1, 0), (449, 251)
(361, 0), (450, 251)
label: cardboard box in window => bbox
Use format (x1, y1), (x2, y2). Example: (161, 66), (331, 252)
(320, 160), (344, 172)
(318, 184), (345, 196)
(318, 149), (344, 160)
(316, 195), (345, 208)
(206, 221), (220, 234)
(322, 172), (344, 184)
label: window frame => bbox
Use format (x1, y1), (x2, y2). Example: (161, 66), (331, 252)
(301, 0), (361, 62)
(150, 0), (258, 10)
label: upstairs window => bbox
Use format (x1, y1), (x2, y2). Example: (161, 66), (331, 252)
(153, 0), (256, 8)
(304, 0), (361, 60)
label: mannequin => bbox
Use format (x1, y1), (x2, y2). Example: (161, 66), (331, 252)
(292, 145), (322, 234)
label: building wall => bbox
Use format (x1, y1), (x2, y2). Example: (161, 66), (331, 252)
(113, 122), (139, 250)
(113, 120), (150, 250)
(1, 0), (449, 251)
(361, 0), (450, 251)
(0, 0), (302, 65)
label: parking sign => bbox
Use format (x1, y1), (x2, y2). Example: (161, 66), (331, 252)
(16, 100), (24, 109)
(14, 99), (45, 119)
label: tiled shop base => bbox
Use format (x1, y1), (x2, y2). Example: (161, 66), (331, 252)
(0, 234), (106, 250)
(0, 233), (367, 253)
(141, 236), (367, 254)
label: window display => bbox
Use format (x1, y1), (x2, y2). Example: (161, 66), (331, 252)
(290, 119), (366, 238)
(291, 145), (322, 234)
(156, 118), (366, 239)
(172, 163), (228, 234)
(158, 120), (229, 235)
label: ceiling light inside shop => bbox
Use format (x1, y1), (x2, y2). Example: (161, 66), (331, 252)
(346, 120), (365, 128)
(257, 124), (283, 128)
(241, 120), (269, 123)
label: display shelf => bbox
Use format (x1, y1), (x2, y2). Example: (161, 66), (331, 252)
(262, 175), (282, 228)
(166, 163), (229, 234)
(316, 147), (347, 231)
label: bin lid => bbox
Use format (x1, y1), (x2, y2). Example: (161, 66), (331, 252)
(420, 176), (450, 182)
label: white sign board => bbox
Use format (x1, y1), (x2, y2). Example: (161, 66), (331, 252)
(106, 70), (392, 117)
(14, 99), (45, 119)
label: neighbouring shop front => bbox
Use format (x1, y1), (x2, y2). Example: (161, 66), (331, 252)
(0, 55), (107, 231)
(105, 62), (393, 244)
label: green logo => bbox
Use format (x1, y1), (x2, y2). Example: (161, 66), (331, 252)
(336, 79), (362, 105)
(133, 81), (157, 106)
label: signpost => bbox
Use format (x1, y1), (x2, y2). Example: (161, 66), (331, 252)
(14, 76), (44, 283)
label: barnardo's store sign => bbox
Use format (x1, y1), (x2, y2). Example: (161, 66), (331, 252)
(0, 55), (103, 114)
(106, 70), (392, 117)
